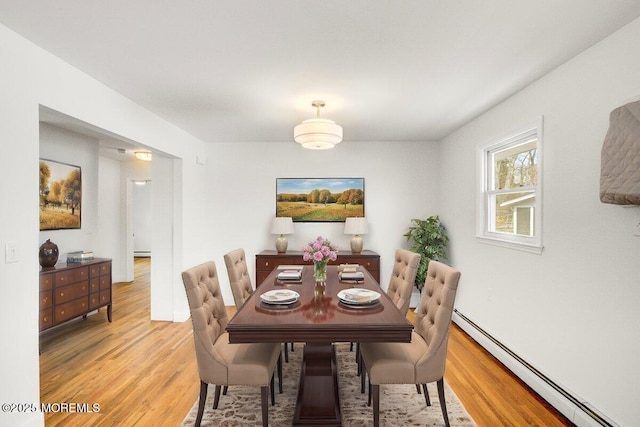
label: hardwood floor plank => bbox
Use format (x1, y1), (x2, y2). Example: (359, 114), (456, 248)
(40, 258), (573, 426)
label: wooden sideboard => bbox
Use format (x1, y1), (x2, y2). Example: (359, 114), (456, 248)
(255, 250), (380, 285)
(39, 258), (112, 332)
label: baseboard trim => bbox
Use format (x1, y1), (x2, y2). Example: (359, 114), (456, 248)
(452, 309), (618, 427)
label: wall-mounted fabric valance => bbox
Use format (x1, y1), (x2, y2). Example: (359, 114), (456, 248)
(600, 100), (640, 205)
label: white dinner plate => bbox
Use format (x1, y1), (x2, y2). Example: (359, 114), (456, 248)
(337, 288), (381, 305)
(260, 290), (300, 304)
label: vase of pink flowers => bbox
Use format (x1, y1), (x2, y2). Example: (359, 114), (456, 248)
(303, 236), (338, 283)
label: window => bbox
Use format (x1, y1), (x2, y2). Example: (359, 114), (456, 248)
(478, 119), (543, 253)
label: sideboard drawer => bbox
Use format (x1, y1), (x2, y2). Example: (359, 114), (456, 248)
(99, 274), (111, 290)
(55, 297), (89, 323)
(89, 293), (100, 309)
(40, 290), (53, 310)
(40, 274), (54, 291)
(89, 264), (101, 278)
(256, 256), (302, 271)
(40, 308), (53, 330)
(54, 267), (89, 286)
(90, 278), (100, 293)
(99, 290), (111, 305)
(54, 281), (89, 305)
(339, 256), (379, 271)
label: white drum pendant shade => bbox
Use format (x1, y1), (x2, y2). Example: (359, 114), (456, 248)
(294, 100), (343, 150)
(294, 118), (343, 150)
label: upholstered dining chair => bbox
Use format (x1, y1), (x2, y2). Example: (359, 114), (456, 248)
(182, 260), (282, 427)
(224, 248), (295, 362)
(359, 260), (461, 427)
(354, 249), (421, 373)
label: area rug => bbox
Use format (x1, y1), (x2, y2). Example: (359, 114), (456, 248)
(181, 343), (476, 426)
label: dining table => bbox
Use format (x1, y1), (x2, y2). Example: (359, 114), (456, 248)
(226, 264), (413, 426)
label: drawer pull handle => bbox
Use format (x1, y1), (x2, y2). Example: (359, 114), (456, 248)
(43, 297), (48, 303)
(43, 317), (48, 322)
(60, 310), (65, 315)
(265, 262), (269, 267)
(60, 292), (64, 297)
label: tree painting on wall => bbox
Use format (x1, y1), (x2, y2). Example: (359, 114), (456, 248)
(276, 178), (364, 222)
(39, 159), (81, 230)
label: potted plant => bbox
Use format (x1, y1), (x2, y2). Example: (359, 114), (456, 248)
(403, 215), (449, 292)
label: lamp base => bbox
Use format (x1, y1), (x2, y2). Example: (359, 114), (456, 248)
(350, 235), (363, 254)
(275, 235), (288, 253)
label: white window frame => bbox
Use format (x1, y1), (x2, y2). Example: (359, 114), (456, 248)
(477, 117), (544, 254)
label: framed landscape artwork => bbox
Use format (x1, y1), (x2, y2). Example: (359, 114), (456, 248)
(39, 159), (82, 231)
(276, 178), (364, 222)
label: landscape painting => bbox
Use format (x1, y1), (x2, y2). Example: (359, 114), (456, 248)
(276, 178), (364, 222)
(39, 159), (82, 231)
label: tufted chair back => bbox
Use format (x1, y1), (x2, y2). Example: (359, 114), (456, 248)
(386, 249), (421, 316)
(224, 248), (254, 309)
(414, 260), (461, 383)
(181, 261), (230, 385)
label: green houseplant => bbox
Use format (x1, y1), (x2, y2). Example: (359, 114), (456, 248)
(403, 215), (449, 292)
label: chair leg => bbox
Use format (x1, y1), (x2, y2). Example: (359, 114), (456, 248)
(284, 342), (289, 363)
(260, 385), (269, 427)
(195, 381), (208, 427)
(212, 385), (222, 409)
(437, 378), (451, 427)
(367, 377), (372, 406)
(277, 353), (283, 393)
(222, 385), (228, 395)
(356, 342), (361, 374)
(350, 341), (354, 351)
(372, 384), (380, 427)
(360, 358), (366, 393)
(290, 342), (294, 351)
(416, 384), (422, 394)
(270, 373), (275, 406)
(422, 383), (431, 406)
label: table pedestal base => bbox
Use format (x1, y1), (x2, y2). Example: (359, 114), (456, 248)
(293, 342), (342, 426)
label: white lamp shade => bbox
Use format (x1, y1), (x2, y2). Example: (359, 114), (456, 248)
(271, 217), (294, 235)
(344, 217), (368, 235)
(294, 118), (343, 150)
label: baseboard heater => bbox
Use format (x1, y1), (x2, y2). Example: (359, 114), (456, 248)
(453, 309), (616, 427)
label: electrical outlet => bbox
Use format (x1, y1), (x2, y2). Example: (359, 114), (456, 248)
(5, 243), (19, 263)
(634, 213), (640, 237)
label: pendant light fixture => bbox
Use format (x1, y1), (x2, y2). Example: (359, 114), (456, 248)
(294, 100), (343, 150)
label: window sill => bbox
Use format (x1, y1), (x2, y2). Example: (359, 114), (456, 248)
(476, 235), (544, 255)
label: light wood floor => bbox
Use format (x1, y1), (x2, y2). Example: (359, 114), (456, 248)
(40, 258), (573, 426)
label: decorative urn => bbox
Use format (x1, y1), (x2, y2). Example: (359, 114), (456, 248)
(39, 239), (59, 268)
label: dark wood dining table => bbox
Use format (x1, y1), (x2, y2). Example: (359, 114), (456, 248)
(226, 265), (413, 426)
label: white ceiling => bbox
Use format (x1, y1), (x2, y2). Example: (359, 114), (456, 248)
(2, 1), (640, 145)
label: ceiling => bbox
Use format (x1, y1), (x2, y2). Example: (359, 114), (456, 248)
(2, 1), (640, 145)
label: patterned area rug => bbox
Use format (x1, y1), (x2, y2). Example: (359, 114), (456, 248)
(181, 343), (476, 426)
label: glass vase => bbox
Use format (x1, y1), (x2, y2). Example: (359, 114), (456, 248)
(313, 261), (327, 283)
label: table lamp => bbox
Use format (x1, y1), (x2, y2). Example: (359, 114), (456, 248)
(271, 217), (294, 253)
(344, 217), (368, 254)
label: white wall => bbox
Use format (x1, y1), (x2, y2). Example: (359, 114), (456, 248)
(97, 155), (126, 282)
(133, 182), (152, 255)
(0, 23), (207, 427)
(439, 17), (640, 427)
(201, 140), (440, 305)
